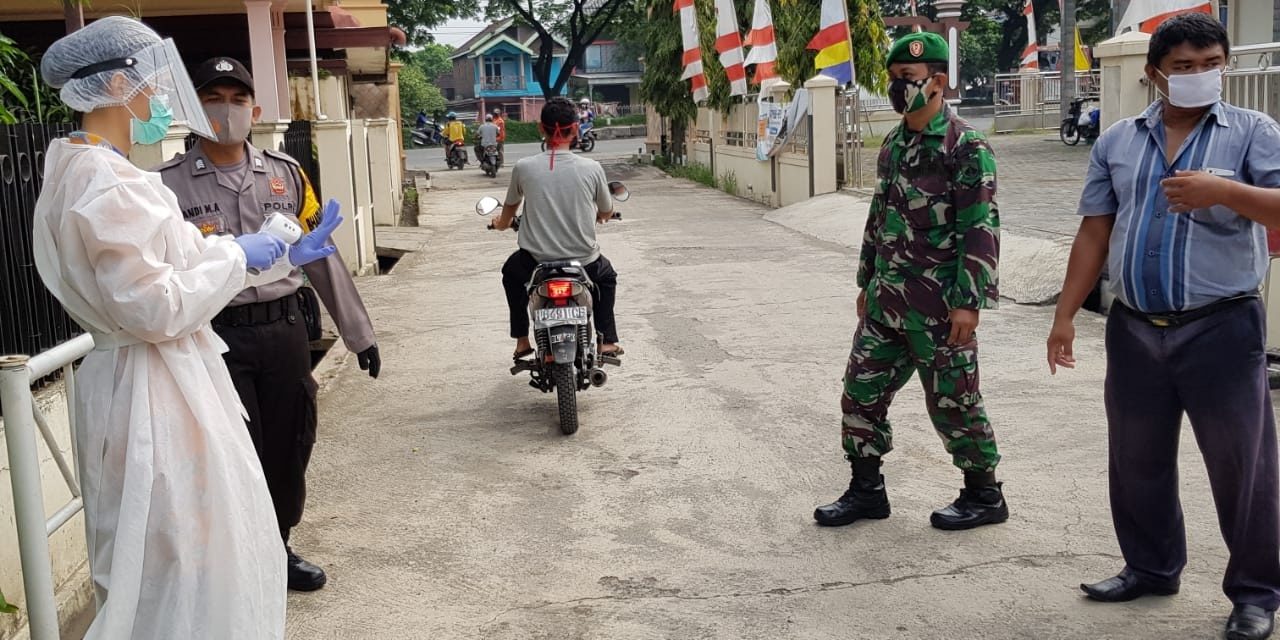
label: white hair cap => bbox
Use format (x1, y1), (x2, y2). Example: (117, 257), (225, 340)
(41, 16), (163, 112)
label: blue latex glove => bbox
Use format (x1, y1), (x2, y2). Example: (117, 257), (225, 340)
(234, 233), (288, 271)
(290, 199), (343, 266)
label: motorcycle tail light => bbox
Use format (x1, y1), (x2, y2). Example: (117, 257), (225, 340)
(546, 280), (574, 300)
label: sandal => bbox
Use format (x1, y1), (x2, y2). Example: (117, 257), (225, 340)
(600, 346), (625, 357)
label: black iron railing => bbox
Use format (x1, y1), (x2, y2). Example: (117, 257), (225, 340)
(0, 123), (82, 361)
(282, 120), (320, 200)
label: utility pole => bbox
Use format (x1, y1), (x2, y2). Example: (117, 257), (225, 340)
(1061, 0), (1077, 122)
(63, 0), (84, 33)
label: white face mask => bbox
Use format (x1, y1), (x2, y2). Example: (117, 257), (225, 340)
(1158, 68), (1223, 109)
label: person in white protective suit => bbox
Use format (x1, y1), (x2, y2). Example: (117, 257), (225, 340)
(31, 16), (343, 639)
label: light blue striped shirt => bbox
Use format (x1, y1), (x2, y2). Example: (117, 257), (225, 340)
(1078, 100), (1280, 313)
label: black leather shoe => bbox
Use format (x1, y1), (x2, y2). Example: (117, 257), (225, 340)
(287, 549), (327, 592)
(930, 473), (1009, 530)
(813, 456), (891, 527)
(1227, 604), (1275, 640)
(1079, 571), (1178, 603)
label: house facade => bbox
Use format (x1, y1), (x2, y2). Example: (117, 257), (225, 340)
(441, 18), (570, 121)
(571, 39), (643, 110)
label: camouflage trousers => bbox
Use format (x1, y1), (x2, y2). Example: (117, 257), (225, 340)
(840, 317), (1000, 471)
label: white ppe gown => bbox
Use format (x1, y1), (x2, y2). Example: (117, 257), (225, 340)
(31, 140), (287, 639)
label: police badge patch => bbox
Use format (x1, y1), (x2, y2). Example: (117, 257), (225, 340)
(191, 215), (227, 237)
(270, 177), (287, 195)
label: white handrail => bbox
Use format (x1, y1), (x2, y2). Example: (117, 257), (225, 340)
(2, 334), (95, 640)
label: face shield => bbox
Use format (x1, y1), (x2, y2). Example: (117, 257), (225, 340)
(128, 39), (215, 139)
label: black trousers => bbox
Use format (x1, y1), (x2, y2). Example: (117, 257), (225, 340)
(214, 300), (318, 544)
(1106, 299), (1280, 609)
(502, 249), (618, 344)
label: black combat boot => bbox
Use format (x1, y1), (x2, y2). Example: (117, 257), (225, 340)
(930, 470), (1009, 531)
(813, 456), (891, 526)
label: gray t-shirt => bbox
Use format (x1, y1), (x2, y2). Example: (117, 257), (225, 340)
(478, 122), (500, 147)
(504, 151), (612, 264)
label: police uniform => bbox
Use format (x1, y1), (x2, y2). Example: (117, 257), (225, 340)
(159, 57), (377, 591)
(815, 32), (1007, 532)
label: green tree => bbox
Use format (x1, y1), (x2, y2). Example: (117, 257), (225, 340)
(395, 42), (455, 83)
(773, 0), (889, 95)
(386, 0), (484, 47)
(0, 31), (73, 124)
(495, 0), (632, 99)
(638, 0), (695, 161)
(398, 63), (447, 121)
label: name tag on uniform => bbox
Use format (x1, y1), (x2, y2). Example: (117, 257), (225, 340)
(190, 215), (227, 237)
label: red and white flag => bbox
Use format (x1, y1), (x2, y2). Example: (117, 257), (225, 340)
(743, 0), (780, 92)
(714, 0), (748, 97)
(1117, 0), (1213, 34)
(1020, 0), (1039, 72)
(675, 0), (708, 103)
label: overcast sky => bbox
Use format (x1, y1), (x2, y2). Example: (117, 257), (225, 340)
(433, 18), (493, 47)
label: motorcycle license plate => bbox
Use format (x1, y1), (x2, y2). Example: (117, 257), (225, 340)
(533, 306), (587, 328)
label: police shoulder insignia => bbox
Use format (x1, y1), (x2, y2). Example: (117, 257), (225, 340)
(909, 41), (924, 58)
(254, 156), (264, 169)
(195, 158), (207, 171)
(269, 176), (288, 195)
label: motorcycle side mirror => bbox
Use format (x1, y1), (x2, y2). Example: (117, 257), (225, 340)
(608, 181), (630, 202)
(476, 196), (502, 216)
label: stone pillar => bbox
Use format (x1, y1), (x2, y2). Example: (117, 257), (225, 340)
(933, 0), (970, 97)
(251, 120), (290, 152)
(245, 0), (282, 122)
(803, 75), (838, 198)
(313, 120), (361, 274)
(1094, 31), (1153, 131)
(349, 119), (378, 270)
(365, 119), (397, 227)
(270, 1), (290, 120)
(128, 124), (191, 170)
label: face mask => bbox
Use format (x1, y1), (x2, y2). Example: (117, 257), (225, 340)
(128, 94), (174, 145)
(203, 102), (253, 146)
(889, 76), (936, 114)
(1158, 68), (1223, 109)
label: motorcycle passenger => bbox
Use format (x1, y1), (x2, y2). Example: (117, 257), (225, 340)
(443, 111), (466, 163)
(491, 97), (622, 359)
(492, 108), (506, 164)
(475, 114), (501, 167)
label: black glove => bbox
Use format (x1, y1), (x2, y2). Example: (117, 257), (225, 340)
(358, 345), (381, 379)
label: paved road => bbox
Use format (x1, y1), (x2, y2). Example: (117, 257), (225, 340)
(286, 159), (1248, 639)
(406, 138), (645, 173)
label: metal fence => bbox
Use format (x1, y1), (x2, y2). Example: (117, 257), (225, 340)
(993, 70), (1101, 132)
(0, 123), (82, 392)
(282, 120), (320, 200)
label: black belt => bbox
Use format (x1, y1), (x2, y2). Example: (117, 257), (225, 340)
(213, 295), (299, 327)
(1116, 294), (1258, 328)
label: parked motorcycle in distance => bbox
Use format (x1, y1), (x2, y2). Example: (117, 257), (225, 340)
(1061, 97), (1101, 146)
(477, 181), (630, 435)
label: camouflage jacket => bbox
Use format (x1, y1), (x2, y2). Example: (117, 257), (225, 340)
(858, 106), (1000, 330)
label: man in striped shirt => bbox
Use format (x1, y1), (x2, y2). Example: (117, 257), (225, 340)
(1048, 13), (1280, 640)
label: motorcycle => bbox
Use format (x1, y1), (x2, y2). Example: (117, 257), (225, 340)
(477, 182), (629, 435)
(446, 140), (468, 170)
(540, 119), (597, 153)
(480, 144), (501, 178)
(411, 121), (443, 147)
(1061, 97), (1101, 146)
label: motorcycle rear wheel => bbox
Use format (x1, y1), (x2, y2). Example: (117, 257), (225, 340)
(581, 137), (596, 153)
(1060, 121), (1081, 146)
(551, 363), (579, 435)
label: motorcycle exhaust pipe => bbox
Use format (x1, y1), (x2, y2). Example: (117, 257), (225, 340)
(589, 368), (608, 387)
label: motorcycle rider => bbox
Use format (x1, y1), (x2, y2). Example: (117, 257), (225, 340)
(475, 114), (501, 169)
(490, 97), (623, 359)
(443, 111), (466, 164)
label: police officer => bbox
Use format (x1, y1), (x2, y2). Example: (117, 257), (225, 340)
(813, 33), (1007, 531)
(159, 57), (381, 592)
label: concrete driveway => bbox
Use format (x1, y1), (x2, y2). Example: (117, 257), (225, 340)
(285, 158), (1262, 639)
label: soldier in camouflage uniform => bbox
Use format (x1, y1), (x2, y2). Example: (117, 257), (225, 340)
(814, 32), (1009, 531)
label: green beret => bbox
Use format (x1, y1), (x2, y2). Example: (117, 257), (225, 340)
(887, 32), (949, 66)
